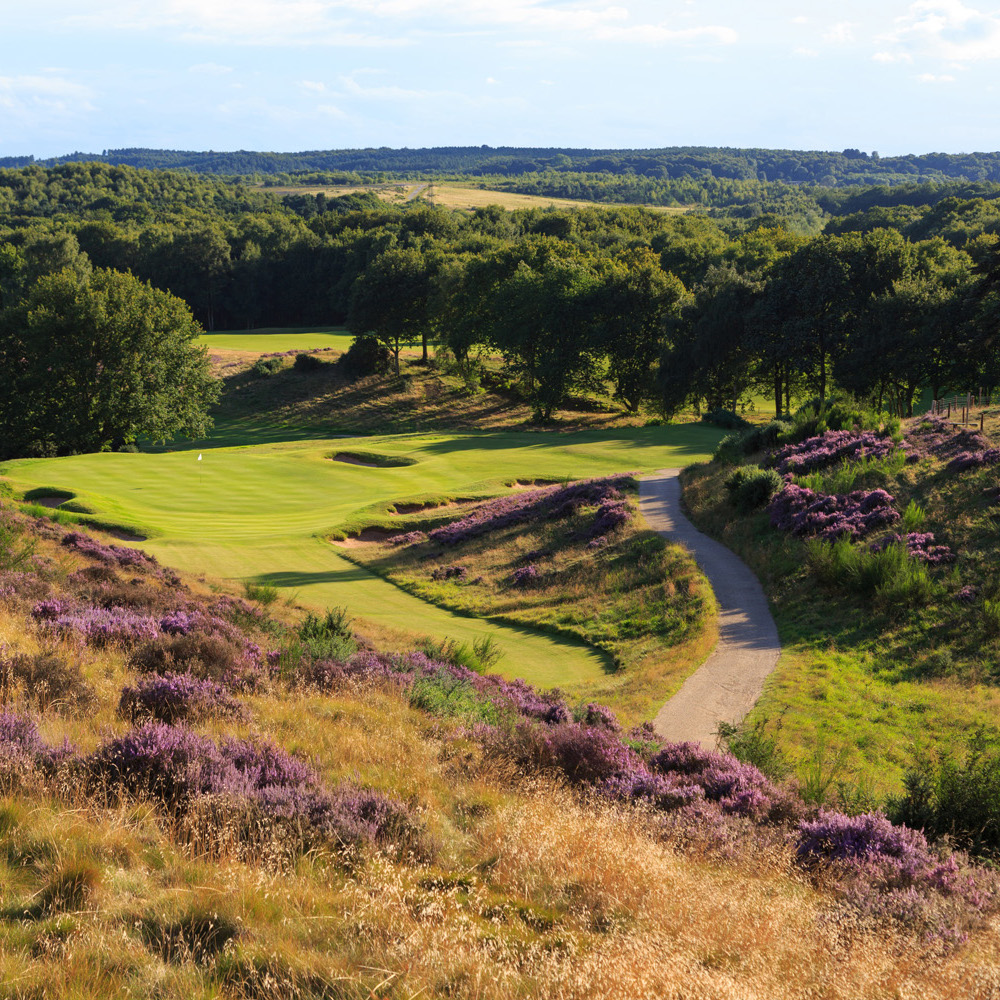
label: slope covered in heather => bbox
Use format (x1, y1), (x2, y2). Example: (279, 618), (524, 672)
(2, 498), (1000, 997)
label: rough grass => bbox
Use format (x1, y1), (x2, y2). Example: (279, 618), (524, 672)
(426, 182), (691, 214)
(2, 507), (1000, 997)
(682, 410), (1000, 795)
(339, 482), (715, 727)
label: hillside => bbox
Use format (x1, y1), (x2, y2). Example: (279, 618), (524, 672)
(1, 498), (1000, 997)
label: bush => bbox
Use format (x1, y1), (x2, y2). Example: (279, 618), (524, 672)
(293, 352), (324, 372)
(724, 465), (783, 512)
(130, 632), (262, 691)
(806, 538), (939, 606)
(701, 408), (750, 430)
(714, 420), (792, 464)
(338, 335), (391, 379)
(119, 673), (246, 724)
(250, 357), (283, 378)
(0, 650), (96, 714)
(297, 608), (356, 661)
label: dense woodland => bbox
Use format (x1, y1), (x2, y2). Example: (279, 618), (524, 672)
(1, 159), (1000, 451)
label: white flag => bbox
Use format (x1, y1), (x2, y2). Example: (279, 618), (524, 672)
(198, 454), (202, 461)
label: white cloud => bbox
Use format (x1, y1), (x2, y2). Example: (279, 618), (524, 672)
(824, 21), (857, 43)
(0, 75), (95, 116)
(794, 46), (820, 57)
(301, 80), (327, 92)
(918, 71), (957, 80)
(885, 1), (1000, 62)
(63, 0), (737, 48)
(189, 62), (233, 74)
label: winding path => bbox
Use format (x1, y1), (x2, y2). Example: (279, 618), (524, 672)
(639, 470), (781, 749)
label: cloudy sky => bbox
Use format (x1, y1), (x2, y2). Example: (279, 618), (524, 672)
(2, 0), (999, 158)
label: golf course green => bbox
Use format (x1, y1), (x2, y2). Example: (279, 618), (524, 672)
(197, 327), (354, 354)
(1, 425), (721, 692)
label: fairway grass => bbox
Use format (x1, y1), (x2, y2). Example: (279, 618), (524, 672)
(1, 425), (721, 713)
(198, 327), (354, 354)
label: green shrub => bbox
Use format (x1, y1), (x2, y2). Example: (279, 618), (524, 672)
(243, 579), (280, 606)
(982, 599), (1000, 638)
(714, 420), (792, 464)
(297, 607), (356, 660)
(701, 408), (750, 430)
(716, 717), (788, 780)
(251, 357), (284, 378)
(723, 465), (783, 512)
(419, 635), (504, 673)
(901, 500), (926, 532)
(807, 538), (939, 607)
(890, 731), (1000, 856)
(339, 335), (390, 379)
(783, 396), (900, 446)
(409, 672), (500, 725)
(293, 352), (325, 372)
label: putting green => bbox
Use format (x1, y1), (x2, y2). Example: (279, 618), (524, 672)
(1, 426), (721, 691)
(198, 327), (354, 354)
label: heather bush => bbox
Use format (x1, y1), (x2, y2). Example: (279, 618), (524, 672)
(130, 632), (263, 691)
(771, 430), (899, 476)
(119, 673), (247, 724)
(769, 484), (899, 541)
(510, 564), (538, 588)
(430, 564), (467, 581)
(947, 448), (1000, 473)
(61, 532), (156, 569)
(89, 723), (416, 851)
(388, 530), (427, 547)
(0, 650), (96, 714)
(723, 465), (783, 512)
(36, 605), (161, 648)
(428, 476), (634, 546)
(574, 702), (622, 733)
(0, 712), (74, 776)
(870, 531), (954, 564)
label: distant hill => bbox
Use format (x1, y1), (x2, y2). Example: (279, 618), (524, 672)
(4, 145), (1000, 186)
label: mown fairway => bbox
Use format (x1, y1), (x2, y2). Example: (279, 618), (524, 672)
(198, 327), (355, 354)
(1, 426), (720, 697)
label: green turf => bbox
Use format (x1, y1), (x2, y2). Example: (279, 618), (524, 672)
(198, 327), (354, 353)
(0, 425), (721, 699)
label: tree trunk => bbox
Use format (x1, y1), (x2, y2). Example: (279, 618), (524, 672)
(422, 331), (428, 363)
(774, 368), (782, 419)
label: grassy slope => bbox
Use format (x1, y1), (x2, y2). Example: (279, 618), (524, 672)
(0, 425), (721, 713)
(683, 415), (1000, 796)
(1, 506), (998, 999)
(338, 482), (717, 728)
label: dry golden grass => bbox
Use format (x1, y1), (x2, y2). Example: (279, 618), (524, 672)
(425, 182), (691, 215)
(4, 508), (1000, 998)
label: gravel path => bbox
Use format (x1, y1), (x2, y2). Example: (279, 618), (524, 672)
(639, 469), (781, 749)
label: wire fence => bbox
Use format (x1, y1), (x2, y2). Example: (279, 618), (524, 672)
(929, 390), (992, 430)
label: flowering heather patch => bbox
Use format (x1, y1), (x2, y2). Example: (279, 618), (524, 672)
(0, 712), (74, 772)
(768, 484), (900, 541)
(947, 448), (1000, 473)
(61, 532), (156, 569)
(119, 673), (247, 724)
(428, 476), (634, 546)
(959, 585), (978, 604)
(510, 564), (538, 588)
(870, 532), (956, 564)
(795, 811), (987, 912)
(388, 530), (427, 547)
(37, 605), (160, 648)
(772, 430), (899, 475)
(89, 723), (414, 848)
(576, 702), (621, 732)
(650, 742), (790, 821)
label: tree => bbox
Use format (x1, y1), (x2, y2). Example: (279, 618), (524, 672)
(346, 247), (435, 374)
(0, 268), (219, 458)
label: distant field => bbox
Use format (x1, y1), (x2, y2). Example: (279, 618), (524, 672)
(198, 327), (354, 354)
(425, 182), (691, 214)
(257, 183), (423, 202)
(1, 425), (722, 710)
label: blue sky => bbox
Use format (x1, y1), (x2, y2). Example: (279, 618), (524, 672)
(2, 1), (999, 158)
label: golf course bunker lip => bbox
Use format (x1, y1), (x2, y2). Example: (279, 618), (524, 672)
(102, 528), (148, 543)
(30, 496), (71, 508)
(332, 527), (401, 547)
(331, 451), (418, 468)
(390, 500), (457, 515)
